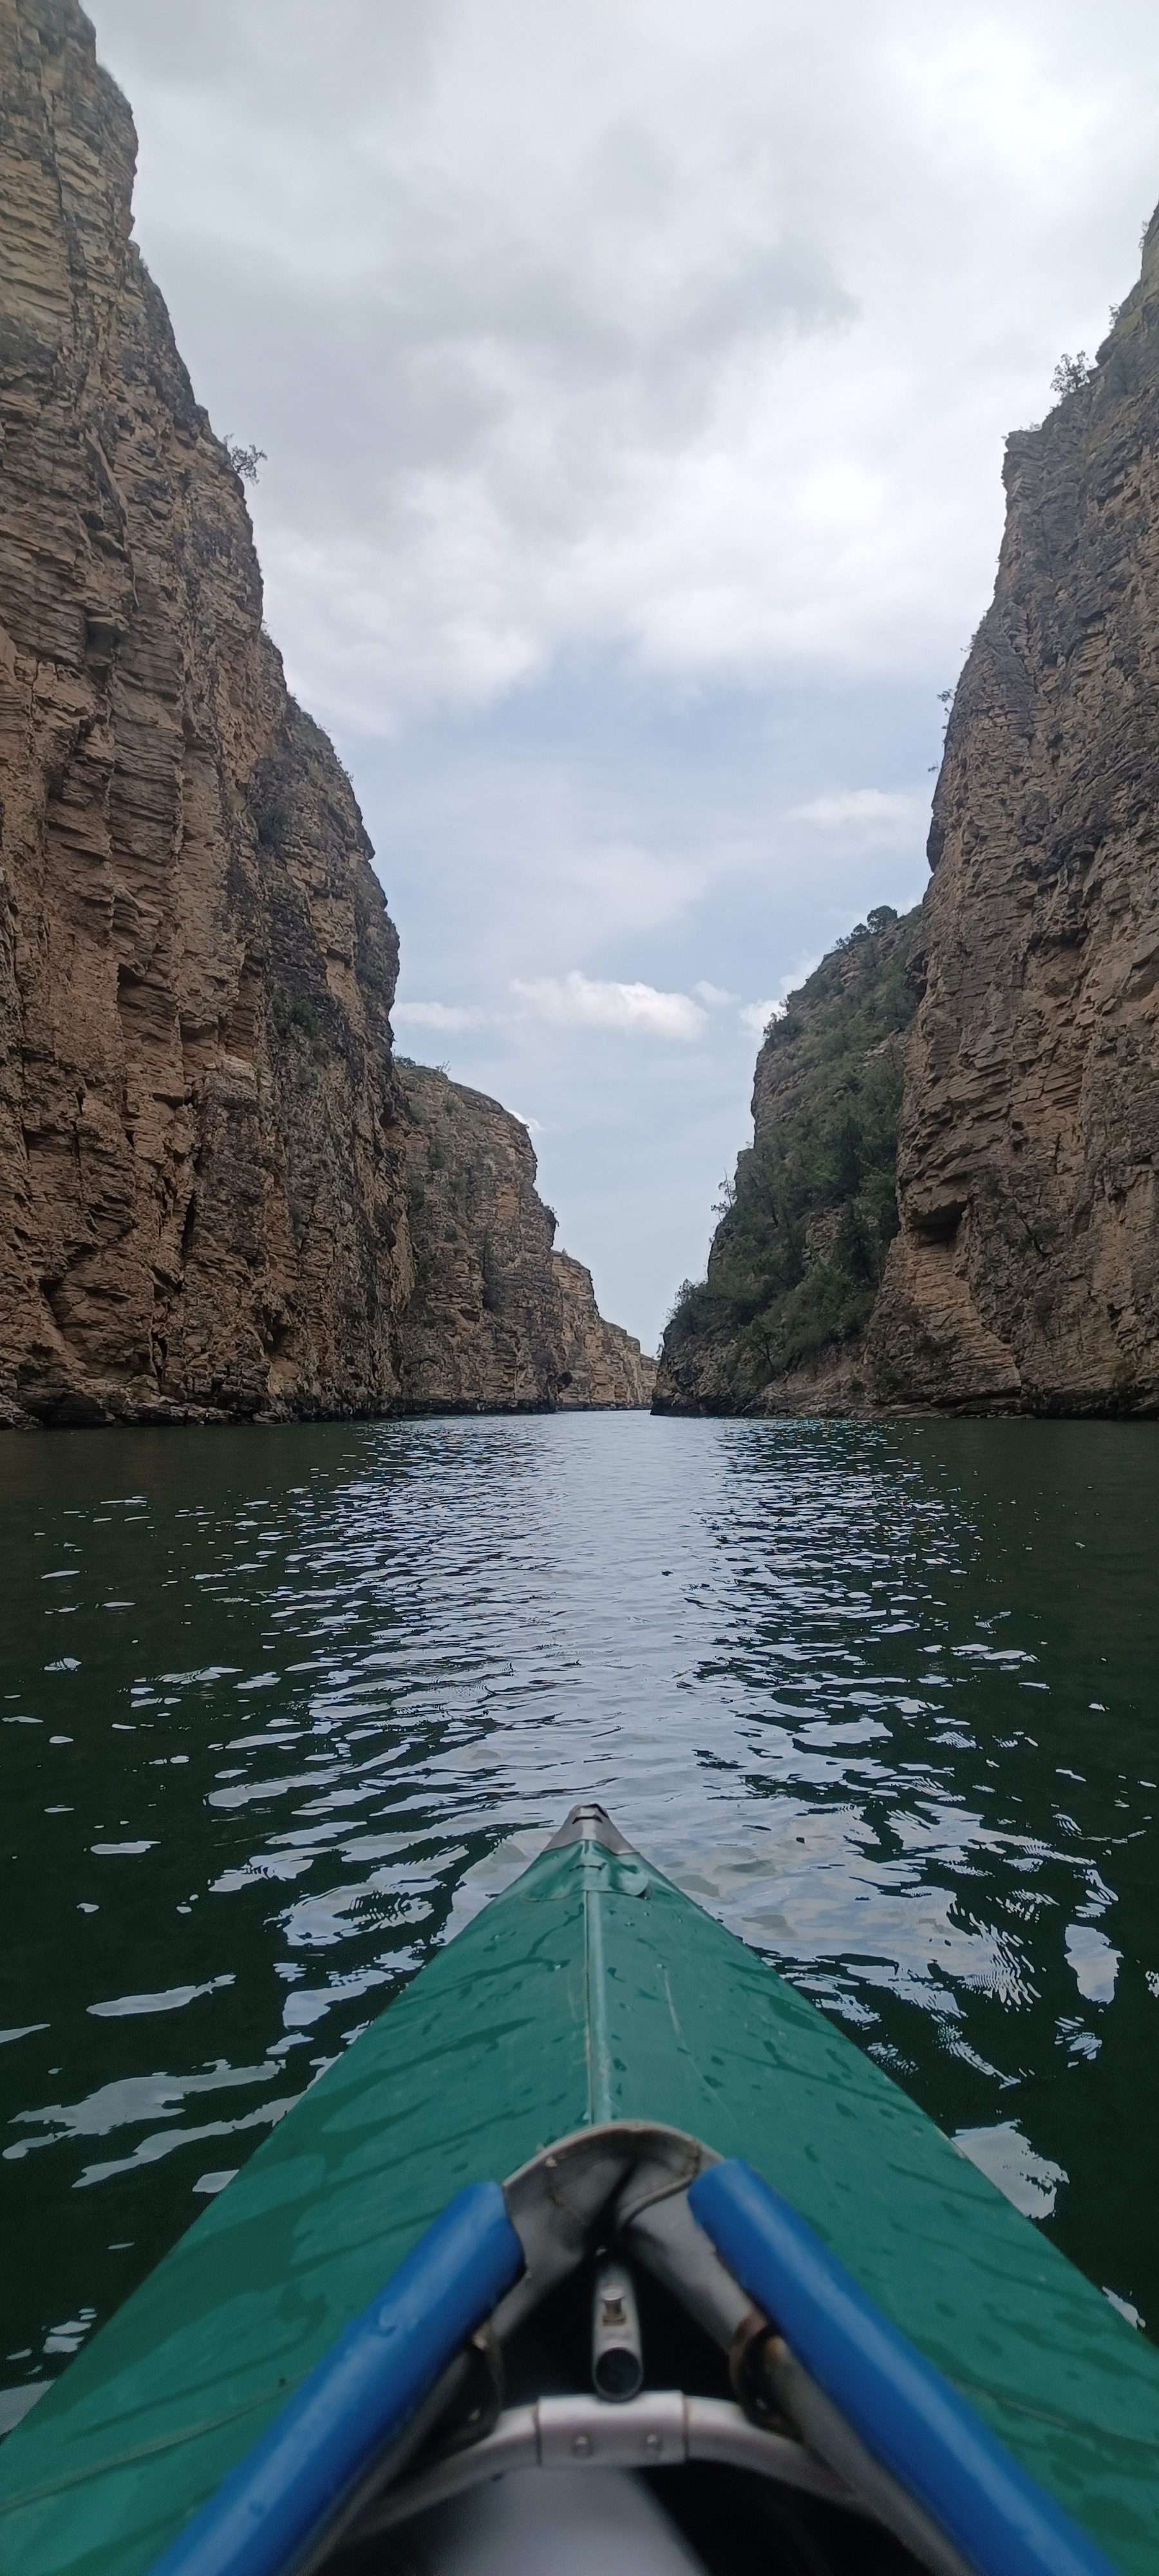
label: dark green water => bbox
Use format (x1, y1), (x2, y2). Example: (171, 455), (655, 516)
(2, 1413), (1157, 2410)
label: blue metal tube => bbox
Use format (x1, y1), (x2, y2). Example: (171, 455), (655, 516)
(688, 2161), (1116, 2576)
(147, 2179), (523, 2576)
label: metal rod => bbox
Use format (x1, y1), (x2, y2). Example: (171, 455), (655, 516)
(592, 2257), (643, 2401)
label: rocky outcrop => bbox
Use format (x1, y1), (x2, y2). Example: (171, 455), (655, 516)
(0, 0), (413, 1423)
(553, 1251), (655, 1408)
(0, 0), (644, 1425)
(869, 207), (1159, 1414)
(397, 1063), (653, 1409)
(397, 1063), (563, 1410)
(653, 908), (918, 1414)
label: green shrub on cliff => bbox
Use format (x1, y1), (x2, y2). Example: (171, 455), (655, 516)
(665, 904), (919, 1394)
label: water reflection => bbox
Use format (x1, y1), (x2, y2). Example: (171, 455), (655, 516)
(2, 1412), (1158, 2398)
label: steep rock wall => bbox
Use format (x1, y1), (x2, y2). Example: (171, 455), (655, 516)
(654, 907), (918, 1414)
(553, 1251), (654, 1408)
(0, 0), (411, 1423)
(397, 1063), (565, 1410)
(871, 208), (1159, 1414)
(0, 0), (662, 1427)
(397, 1064), (652, 1409)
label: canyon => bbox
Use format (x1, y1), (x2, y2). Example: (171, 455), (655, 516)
(0, 0), (648, 1427)
(12, 0), (1158, 1430)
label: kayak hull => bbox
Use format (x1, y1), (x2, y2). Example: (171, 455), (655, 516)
(1, 1813), (1156, 2573)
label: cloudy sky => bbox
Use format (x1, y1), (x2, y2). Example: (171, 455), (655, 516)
(90, 1), (1159, 1348)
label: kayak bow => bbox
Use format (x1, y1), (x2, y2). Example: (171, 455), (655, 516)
(0, 1801), (1155, 2576)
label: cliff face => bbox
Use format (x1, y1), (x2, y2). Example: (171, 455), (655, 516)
(552, 1251), (655, 1408)
(663, 202), (1159, 1421)
(397, 1063), (563, 1410)
(397, 1064), (653, 1410)
(0, 0), (412, 1423)
(0, 0), (645, 1426)
(870, 209), (1159, 1414)
(653, 907), (918, 1414)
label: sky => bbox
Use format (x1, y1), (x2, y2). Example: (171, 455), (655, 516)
(88, 1), (1159, 1350)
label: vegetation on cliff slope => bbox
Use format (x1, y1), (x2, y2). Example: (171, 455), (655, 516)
(656, 905), (919, 1410)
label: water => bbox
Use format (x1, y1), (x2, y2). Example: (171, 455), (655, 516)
(2, 1412), (1158, 2405)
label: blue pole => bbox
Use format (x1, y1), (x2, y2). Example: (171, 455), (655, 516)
(148, 2179), (523, 2576)
(689, 2161), (1117, 2576)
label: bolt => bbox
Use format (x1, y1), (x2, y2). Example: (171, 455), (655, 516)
(572, 2434), (592, 2458)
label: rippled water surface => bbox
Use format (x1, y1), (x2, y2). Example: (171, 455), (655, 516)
(3, 1412), (1158, 2400)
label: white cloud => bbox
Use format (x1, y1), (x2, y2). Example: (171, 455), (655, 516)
(392, 1000), (486, 1033)
(510, 971), (706, 1040)
(790, 789), (924, 835)
(739, 956), (826, 1034)
(694, 979), (737, 1006)
(91, 0), (1159, 735)
(780, 954), (824, 1000)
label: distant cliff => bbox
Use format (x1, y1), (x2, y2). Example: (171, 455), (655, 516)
(399, 1065), (653, 1410)
(553, 1251), (655, 1409)
(654, 907), (918, 1414)
(0, 0), (643, 1425)
(870, 204), (1159, 1414)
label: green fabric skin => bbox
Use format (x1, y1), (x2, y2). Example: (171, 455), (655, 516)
(1, 1833), (1156, 2573)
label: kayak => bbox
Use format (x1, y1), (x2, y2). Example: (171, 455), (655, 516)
(1, 1802), (1156, 2576)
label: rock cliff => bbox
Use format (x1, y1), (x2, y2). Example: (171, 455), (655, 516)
(398, 1063), (653, 1410)
(0, 0), (413, 1423)
(0, 0), (644, 1424)
(653, 907), (918, 1414)
(552, 1250), (655, 1409)
(869, 207), (1159, 1414)
(661, 204), (1159, 1421)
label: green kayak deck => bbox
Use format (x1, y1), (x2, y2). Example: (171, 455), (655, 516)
(1, 1819), (1157, 2573)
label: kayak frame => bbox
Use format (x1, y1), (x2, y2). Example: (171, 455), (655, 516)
(353, 2389), (855, 2535)
(138, 1808), (1122, 2576)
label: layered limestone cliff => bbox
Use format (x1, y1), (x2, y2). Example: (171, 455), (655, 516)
(398, 1064), (653, 1410)
(0, 0), (644, 1424)
(870, 208), (1159, 1414)
(0, 0), (413, 1423)
(553, 1250), (655, 1409)
(654, 908), (918, 1414)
